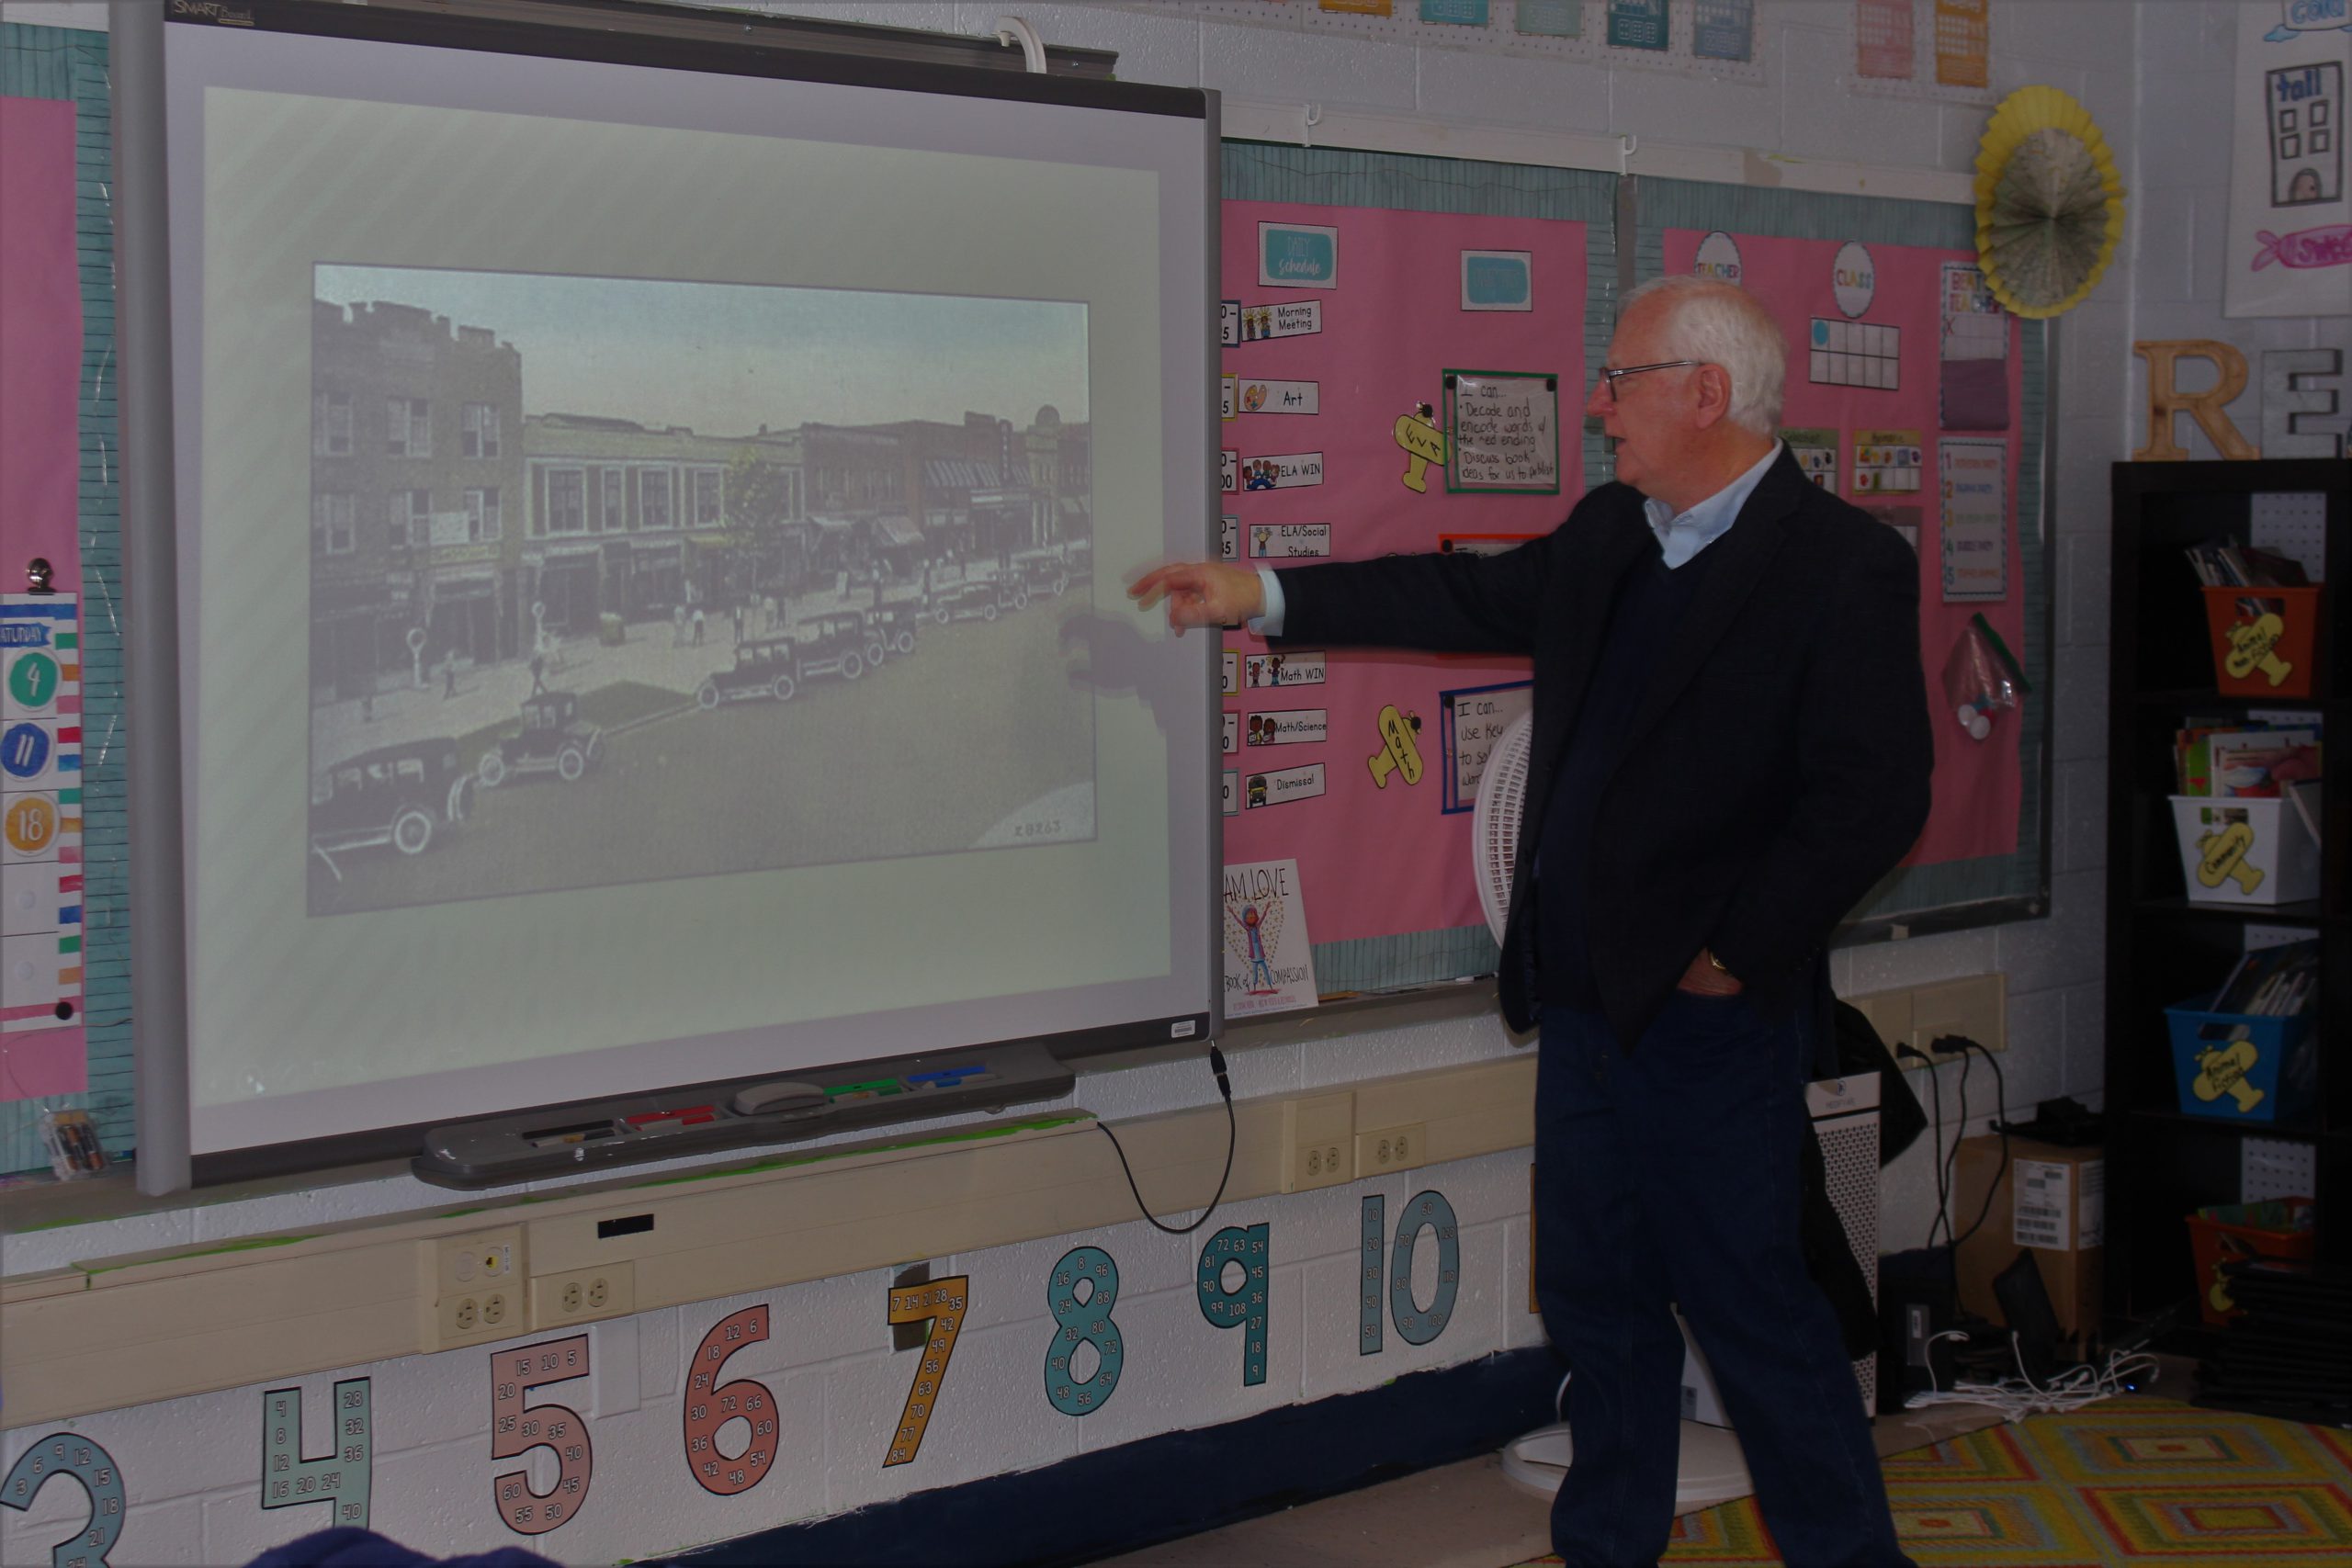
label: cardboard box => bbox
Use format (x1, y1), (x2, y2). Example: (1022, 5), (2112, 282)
(1952, 1134), (2104, 1348)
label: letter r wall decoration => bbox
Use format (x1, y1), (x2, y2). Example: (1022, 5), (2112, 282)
(2133, 340), (2260, 460)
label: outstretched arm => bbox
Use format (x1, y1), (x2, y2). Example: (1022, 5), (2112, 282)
(1128, 560), (1267, 634)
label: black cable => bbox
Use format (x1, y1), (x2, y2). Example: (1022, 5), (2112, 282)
(1899, 1042), (1949, 1251)
(1941, 1043), (1973, 1248)
(1948, 1038), (2009, 1253)
(1095, 1044), (1237, 1236)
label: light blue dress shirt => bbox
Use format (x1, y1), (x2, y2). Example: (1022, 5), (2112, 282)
(1641, 441), (1783, 570)
(1251, 441), (1783, 636)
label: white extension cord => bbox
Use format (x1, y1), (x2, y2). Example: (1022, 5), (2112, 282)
(1903, 1329), (2162, 1422)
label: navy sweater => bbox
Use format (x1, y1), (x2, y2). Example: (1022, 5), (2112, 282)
(1536, 540), (1713, 1010)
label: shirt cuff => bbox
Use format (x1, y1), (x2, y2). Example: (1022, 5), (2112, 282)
(1249, 568), (1286, 637)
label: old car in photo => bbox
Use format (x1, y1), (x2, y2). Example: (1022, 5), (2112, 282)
(1009, 547), (1073, 601)
(697, 636), (801, 707)
(793, 611), (873, 684)
(931, 579), (1017, 625)
(695, 615), (870, 708)
(310, 738), (472, 881)
(864, 599), (924, 661)
(478, 691), (605, 786)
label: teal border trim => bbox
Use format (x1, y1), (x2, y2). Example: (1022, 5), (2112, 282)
(1219, 142), (1611, 991)
(1630, 176), (2053, 931)
(2, 24), (127, 1175)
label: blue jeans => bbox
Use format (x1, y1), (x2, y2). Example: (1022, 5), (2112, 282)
(1535, 992), (1910, 1568)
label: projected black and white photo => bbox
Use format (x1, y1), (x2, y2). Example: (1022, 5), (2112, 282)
(306, 266), (1094, 914)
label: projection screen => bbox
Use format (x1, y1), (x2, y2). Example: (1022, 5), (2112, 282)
(132, 6), (1219, 1182)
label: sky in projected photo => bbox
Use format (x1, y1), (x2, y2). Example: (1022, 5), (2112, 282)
(314, 266), (1091, 432)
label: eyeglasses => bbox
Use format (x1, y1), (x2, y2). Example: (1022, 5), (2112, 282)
(1595, 359), (1701, 398)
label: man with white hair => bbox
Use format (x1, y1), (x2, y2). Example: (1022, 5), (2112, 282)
(1134, 276), (1928, 1566)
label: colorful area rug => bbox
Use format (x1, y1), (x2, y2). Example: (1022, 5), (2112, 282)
(1506, 1397), (2352, 1565)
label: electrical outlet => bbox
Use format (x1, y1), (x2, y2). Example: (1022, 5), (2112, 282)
(436, 1227), (524, 1294)
(1848, 974), (2007, 1066)
(1356, 1122), (1425, 1175)
(1281, 1091), (1354, 1193)
(530, 1262), (637, 1327)
(428, 1287), (517, 1350)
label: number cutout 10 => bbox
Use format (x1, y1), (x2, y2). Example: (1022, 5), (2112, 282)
(1360, 1190), (1461, 1352)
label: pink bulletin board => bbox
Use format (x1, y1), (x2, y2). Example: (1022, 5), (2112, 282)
(1661, 227), (2029, 870)
(0, 92), (88, 1100)
(1218, 196), (1589, 977)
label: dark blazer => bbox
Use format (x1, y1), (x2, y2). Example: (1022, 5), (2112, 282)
(1274, 446), (1934, 1048)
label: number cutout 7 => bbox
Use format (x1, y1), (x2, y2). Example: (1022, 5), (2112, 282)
(884, 1275), (968, 1467)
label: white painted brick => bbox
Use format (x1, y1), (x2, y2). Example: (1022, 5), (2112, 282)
(1197, 21), (1419, 113)
(1072, 1267), (1304, 1450)
(1843, 926), (1997, 995)
(1937, 104), (1985, 175)
(363, 1435), (505, 1557)
(1778, 28), (1943, 169)
(2134, 185), (2199, 305)
(1615, 63), (1777, 153)
(2058, 302), (2132, 422)
(2056, 755), (2109, 876)
(1992, 55), (2085, 106)
(1300, 1009), (1521, 1085)
(1416, 50), (1613, 135)
(2075, 64), (2139, 138)
(2185, 186), (2232, 305)
(2054, 415), (2120, 534)
(1994, 987), (2067, 1113)
(1297, 1207), (1502, 1402)
(367, 1335), (545, 1457)
(1996, 870), (2106, 998)
(2133, 0), (2237, 81)
(2138, 72), (2235, 188)
(203, 1479), (364, 1568)
(637, 1306), (683, 1402)
(2062, 981), (2107, 1099)
(588, 1382), (829, 1562)
(821, 1317), (1076, 1515)
(118, 1497), (209, 1567)
(951, 1215), (1195, 1334)
(2052, 642), (2109, 764)
(2064, 532), (2113, 651)
(673, 1272), (892, 1384)
(1263, 1179), (1385, 1267)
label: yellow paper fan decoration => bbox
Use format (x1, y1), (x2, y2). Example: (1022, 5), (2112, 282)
(1973, 85), (2125, 318)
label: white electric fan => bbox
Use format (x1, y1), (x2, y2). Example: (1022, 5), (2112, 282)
(1472, 714), (1757, 1513)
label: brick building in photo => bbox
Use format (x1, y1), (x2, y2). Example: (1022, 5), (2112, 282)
(310, 299), (526, 701)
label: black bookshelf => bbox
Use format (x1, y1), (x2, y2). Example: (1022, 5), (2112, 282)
(2106, 460), (2348, 1333)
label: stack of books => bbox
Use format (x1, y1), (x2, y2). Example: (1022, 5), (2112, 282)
(2174, 718), (2322, 804)
(2209, 938), (2322, 1021)
(2184, 538), (2313, 589)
